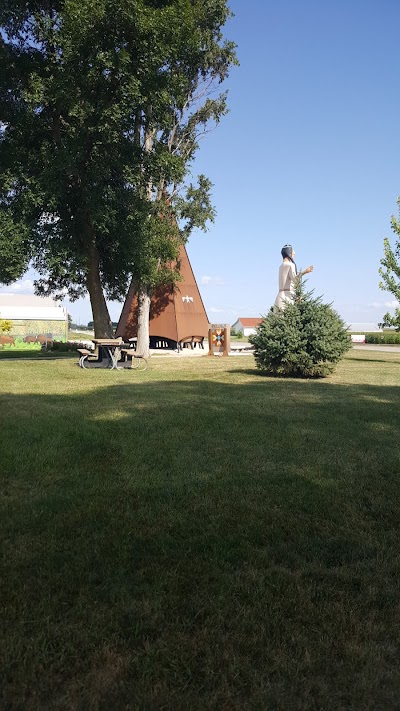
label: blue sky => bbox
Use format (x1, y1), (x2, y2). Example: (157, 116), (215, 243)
(2, 0), (400, 326)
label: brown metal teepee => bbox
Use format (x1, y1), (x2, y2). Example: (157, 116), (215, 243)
(116, 244), (209, 349)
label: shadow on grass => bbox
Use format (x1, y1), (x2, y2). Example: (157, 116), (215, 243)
(0, 349), (77, 360)
(0, 347), (41, 358)
(229, 358), (400, 375)
(1, 378), (400, 710)
(345, 354), (400, 365)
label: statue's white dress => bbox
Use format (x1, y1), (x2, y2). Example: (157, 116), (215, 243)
(274, 261), (296, 310)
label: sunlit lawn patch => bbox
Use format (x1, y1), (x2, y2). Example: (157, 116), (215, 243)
(1, 351), (400, 709)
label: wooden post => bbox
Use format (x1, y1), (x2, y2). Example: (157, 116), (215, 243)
(208, 324), (213, 356)
(223, 325), (230, 357)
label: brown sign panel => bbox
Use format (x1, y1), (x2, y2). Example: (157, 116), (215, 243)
(208, 324), (230, 356)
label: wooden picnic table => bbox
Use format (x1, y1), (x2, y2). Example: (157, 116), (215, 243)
(91, 338), (126, 369)
(77, 338), (147, 370)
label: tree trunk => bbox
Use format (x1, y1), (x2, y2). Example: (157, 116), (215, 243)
(136, 283), (151, 358)
(86, 243), (114, 338)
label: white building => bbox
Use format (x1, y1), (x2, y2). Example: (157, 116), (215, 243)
(0, 294), (67, 338)
(231, 317), (263, 337)
(346, 323), (382, 333)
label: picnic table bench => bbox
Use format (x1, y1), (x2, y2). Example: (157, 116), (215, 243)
(120, 349), (148, 371)
(179, 335), (205, 350)
(77, 348), (97, 368)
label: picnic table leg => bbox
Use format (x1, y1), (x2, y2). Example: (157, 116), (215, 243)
(106, 346), (122, 369)
(105, 346), (115, 369)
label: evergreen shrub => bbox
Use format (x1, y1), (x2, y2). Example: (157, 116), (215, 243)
(249, 281), (351, 378)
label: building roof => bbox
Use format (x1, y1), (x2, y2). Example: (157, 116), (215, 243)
(238, 318), (263, 328)
(0, 294), (66, 321)
(346, 322), (382, 333)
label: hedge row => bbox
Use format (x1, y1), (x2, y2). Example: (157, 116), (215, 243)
(363, 333), (400, 344)
(50, 340), (90, 352)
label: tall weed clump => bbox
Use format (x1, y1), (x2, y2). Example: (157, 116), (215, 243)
(250, 281), (351, 378)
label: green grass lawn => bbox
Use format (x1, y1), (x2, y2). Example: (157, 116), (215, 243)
(1, 352), (400, 709)
(0, 338), (92, 359)
(68, 330), (94, 340)
(0, 341), (42, 358)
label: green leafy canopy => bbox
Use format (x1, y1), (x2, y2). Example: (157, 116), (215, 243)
(379, 198), (400, 331)
(0, 0), (237, 333)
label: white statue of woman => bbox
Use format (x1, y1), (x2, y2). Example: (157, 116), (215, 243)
(274, 244), (313, 311)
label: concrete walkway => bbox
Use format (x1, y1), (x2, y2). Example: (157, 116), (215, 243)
(171, 344), (400, 357)
(352, 344), (400, 353)
(150, 341), (255, 357)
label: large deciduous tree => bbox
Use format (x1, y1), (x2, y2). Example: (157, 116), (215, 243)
(379, 199), (400, 331)
(0, 1), (237, 345)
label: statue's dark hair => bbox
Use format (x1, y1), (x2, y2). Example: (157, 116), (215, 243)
(281, 244), (297, 274)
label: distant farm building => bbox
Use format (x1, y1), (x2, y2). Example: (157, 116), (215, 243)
(0, 294), (67, 338)
(231, 317), (263, 337)
(346, 323), (382, 333)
